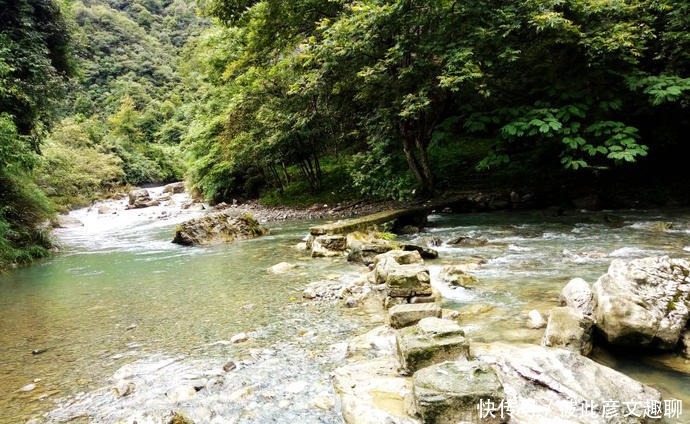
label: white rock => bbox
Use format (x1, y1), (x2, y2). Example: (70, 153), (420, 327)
(593, 256), (690, 349)
(527, 309), (546, 329)
(165, 385), (197, 402)
(231, 332), (248, 343)
(473, 342), (662, 423)
(560, 277), (595, 317)
(19, 383), (36, 392)
(267, 262), (298, 274)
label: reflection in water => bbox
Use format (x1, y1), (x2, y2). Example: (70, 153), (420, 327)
(1, 206), (689, 422)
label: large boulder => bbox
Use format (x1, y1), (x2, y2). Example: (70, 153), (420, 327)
(396, 318), (469, 374)
(473, 343), (663, 423)
(541, 307), (594, 356)
(388, 303), (442, 329)
(592, 256), (690, 349)
(412, 361), (507, 424)
(127, 189), (154, 208)
(162, 181), (185, 194)
(172, 211), (268, 246)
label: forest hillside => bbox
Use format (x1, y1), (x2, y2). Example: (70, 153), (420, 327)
(1, 0), (689, 270)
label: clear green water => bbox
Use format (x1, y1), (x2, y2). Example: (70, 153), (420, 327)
(0, 202), (372, 423)
(1, 204), (690, 423)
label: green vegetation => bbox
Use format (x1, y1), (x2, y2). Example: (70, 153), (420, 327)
(2, 0), (690, 269)
(183, 0), (689, 202)
(38, 0), (207, 210)
(1, 0), (72, 270)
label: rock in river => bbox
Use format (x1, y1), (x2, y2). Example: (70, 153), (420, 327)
(396, 317), (469, 374)
(541, 306), (594, 356)
(593, 256), (690, 350)
(172, 211), (268, 246)
(473, 342), (663, 423)
(333, 358), (419, 424)
(127, 188), (159, 209)
(413, 360), (507, 424)
(438, 265), (479, 288)
(388, 303), (442, 329)
(560, 277), (595, 318)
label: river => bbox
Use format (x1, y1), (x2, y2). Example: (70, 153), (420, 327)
(1, 191), (689, 423)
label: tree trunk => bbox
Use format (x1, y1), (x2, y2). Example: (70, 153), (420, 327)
(400, 121), (434, 196)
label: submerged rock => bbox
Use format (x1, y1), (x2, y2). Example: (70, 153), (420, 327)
(268, 262), (298, 274)
(473, 343), (663, 423)
(413, 361), (507, 424)
(593, 256), (690, 350)
(446, 236), (488, 247)
(166, 385), (197, 402)
(438, 265), (479, 288)
(172, 211), (268, 246)
(113, 381), (135, 397)
(302, 280), (346, 301)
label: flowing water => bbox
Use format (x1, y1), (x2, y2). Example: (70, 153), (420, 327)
(1, 194), (690, 423)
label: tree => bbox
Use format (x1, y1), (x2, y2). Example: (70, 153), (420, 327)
(0, 0), (72, 269)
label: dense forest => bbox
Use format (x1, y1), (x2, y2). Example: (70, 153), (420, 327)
(1, 0), (689, 270)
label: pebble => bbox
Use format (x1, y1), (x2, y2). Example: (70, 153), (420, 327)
(19, 383), (36, 392)
(344, 296), (359, 308)
(231, 332), (248, 343)
(223, 361), (237, 372)
(527, 309), (547, 329)
(113, 381), (135, 397)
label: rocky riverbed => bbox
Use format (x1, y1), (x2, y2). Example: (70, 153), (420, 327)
(3, 186), (690, 423)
